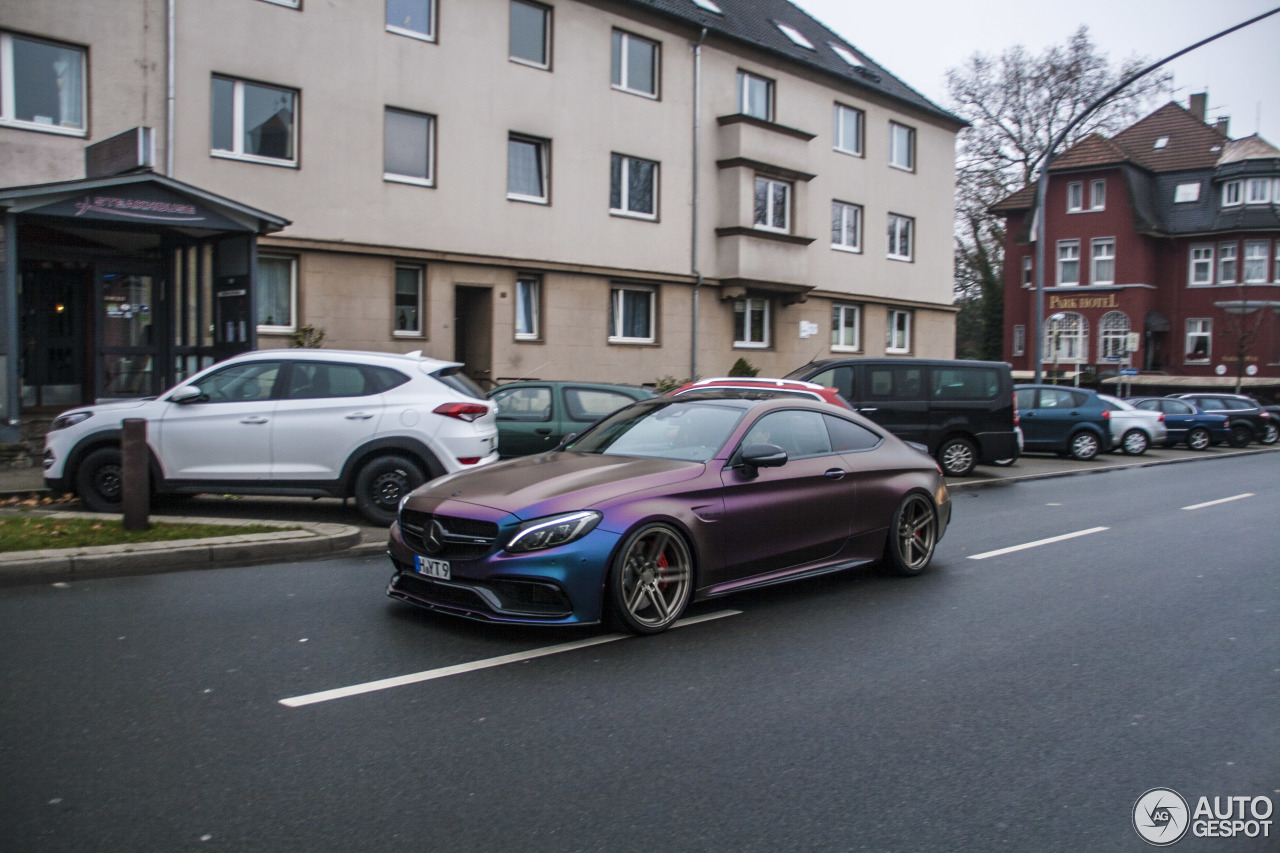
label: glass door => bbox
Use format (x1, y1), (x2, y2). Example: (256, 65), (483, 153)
(99, 269), (159, 398)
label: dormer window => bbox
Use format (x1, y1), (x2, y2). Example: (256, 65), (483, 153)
(1153, 136), (1169, 149)
(775, 23), (815, 50)
(1174, 182), (1201, 203)
(1246, 178), (1272, 205)
(1222, 180), (1242, 206)
(690, 0), (722, 12)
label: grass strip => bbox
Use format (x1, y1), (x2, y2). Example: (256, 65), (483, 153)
(0, 516), (288, 553)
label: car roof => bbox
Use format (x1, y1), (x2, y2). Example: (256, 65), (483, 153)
(683, 377), (829, 391)
(227, 348), (462, 371)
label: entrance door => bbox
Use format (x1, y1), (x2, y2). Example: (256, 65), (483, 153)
(19, 261), (91, 408)
(99, 268), (161, 398)
(454, 285), (493, 389)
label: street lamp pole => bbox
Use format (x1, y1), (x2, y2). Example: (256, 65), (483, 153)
(1031, 7), (1280, 384)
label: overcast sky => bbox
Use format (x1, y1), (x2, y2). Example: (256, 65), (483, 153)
(790, 0), (1280, 145)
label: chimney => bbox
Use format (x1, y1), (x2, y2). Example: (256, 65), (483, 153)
(1189, 93), (1207, 121)
(1216, 116), (1230, 136)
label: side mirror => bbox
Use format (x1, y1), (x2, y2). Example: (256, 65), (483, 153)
(169, 385), (203, 404)
(553, 432), (578, 451)
(738, 443), (788, 469)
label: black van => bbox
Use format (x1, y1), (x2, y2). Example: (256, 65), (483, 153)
(784, 358), (1019, 476)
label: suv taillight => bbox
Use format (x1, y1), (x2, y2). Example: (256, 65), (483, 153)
(434, 402), (490, 422)
(1012, 393), (1019, 426)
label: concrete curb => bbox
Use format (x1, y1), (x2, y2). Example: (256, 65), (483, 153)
(0, 511), (363, 587)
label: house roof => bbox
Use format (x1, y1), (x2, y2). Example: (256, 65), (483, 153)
(622, 0), (964, 127)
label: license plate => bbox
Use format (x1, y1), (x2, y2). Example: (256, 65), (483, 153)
(414, 555), (450, 579)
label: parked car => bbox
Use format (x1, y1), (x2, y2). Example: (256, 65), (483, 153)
(488, 381), (654, 456)
(43, 349), (498, 525)
(1014, 384), (1114, 460)
(668, 377), (853, 409)
(784, 358), (1019, 477)
(1170, 393), (1277, 447)
(1097, 394), (1167, 455)
(387, 391), (950, 634)
(1124, 397), (1231, 450)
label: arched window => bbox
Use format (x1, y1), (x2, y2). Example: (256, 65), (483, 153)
(1043, 313), (1088, 363)
(1098, 311), (1131, 361)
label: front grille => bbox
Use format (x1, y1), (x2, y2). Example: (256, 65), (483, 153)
(390, 571), (573, 620)
(400, 509), (500, 560)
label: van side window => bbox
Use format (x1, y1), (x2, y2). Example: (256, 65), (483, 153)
(932, 367), (998, 400)
(868, 367), (923, 399)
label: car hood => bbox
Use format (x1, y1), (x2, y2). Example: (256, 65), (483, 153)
(406, 451), (707, 520)
(65, 397), (157, 417)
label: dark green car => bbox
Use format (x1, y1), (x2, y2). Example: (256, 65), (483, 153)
(487, 381), (655, 457)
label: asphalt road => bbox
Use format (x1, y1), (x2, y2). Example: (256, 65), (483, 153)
(1, 453), (1277, 852)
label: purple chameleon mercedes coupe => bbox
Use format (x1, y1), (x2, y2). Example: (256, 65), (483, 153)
(386, 390), (950, 634)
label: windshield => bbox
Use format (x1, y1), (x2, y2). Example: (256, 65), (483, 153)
(567, 400), (745, 463)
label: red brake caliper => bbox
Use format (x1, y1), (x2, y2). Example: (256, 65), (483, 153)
(658, 553), (669, 589)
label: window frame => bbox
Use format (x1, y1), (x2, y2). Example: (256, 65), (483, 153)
(1222, 180), (1242, 207)
(888, 121), (915, 172)
(0, 31), (88, 136)
(1091, 237), (1115, 285)
(1012, 324), (1026, 357)
(386, 0), (436, 42)
(831, 303), (861, 352)
(1067, 181), (1084, 213)
(886, 309), (912, 354)
(1189, 244), (1214, 285)
(611, 29), (659, 99)
(1246, 178), (1271, 205)
(1090, 179), (1106, 211)
(1185, 318), (1211, 364)
(1098, 311), (1130, 361)
(833, 102), (863, 156)
(1243, 240), (1269, 283)
(831, 200), (862, 252)
(1043, 313), (1087, 363)
(1057, 239), (1081, 286)
(609, 284), (656, 344)
(753, 175), (792, 233)
(1174, 182), (1201, 203)
(509, 0), (552, 69)
(507, 133), (550, 204)
(610, 153), (659, 220)
(383, 107), (435, 186)
(733, 297), (771, 349)
(256, 254), (298, 333)
(1218, 241), (1238, 284)
(393, 263), (425, 337)
(515, 275), (541, 341)
(887, 213), (913, 262)
(736, 70), (773, 121)
(210, 75), (298, 167)
(1021, 256), (1034, 289)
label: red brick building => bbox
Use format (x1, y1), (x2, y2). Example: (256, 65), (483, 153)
(993, 95), (1280, 397)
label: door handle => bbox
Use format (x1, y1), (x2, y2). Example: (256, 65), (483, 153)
(824, 469), (846, 480)
(240, 416), (268, 425)
(535, 428), (552, 435)
(858, 407), (878, 413)
(345, 413), (375, 420)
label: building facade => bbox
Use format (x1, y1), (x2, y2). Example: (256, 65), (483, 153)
(1, 0), (963, 442)
(995, 95), (1280, 396)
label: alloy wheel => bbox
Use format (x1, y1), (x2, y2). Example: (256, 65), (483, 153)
(615, 524), (693, 633)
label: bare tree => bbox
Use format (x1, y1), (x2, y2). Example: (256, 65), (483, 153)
(947, 27), (1172, 360)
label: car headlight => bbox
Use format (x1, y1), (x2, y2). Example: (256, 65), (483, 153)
(50, 412), (92, 431)
(505, 511), (601, 553)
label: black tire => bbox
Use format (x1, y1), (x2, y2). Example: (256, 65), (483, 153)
(936, 437), (977, 477)
(606, 522), (693, 634)
(1185, 427), (1211, 451)
(1261, 423), (1279, 445)
(1228, 423), (1252, 448)
(991, 453), (1018, 467)
(74, 447), (126, 513)
(354, 455), (426, 526)
(885, 492), (938, 577)
(1120, 429), (1149, 456)
(1068, 430), (1101, 461)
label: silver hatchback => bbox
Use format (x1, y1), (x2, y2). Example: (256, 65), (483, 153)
(1098, 394), (1168, 455)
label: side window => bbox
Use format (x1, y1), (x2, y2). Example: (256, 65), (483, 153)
(284, 363), (372, 399)
(932, 367), (998, 400)
(1133, 400), (1159, 412)
(1040, 389), (1078, 409)
(1015, 388), (1037, 411)
(492, 386), (552, 421)
(196, 362), (282, 403)
(742, 410), (833, 459)
(824, 414), (881, 452)
(564, 388), (636, 422)
(867, 367), (923, 400)
(368, 366), (410, 393)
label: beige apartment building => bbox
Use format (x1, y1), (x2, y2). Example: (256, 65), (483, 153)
(0, 0), (962, 442)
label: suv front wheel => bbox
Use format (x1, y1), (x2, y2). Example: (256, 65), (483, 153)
(354, 455), (426, 526)
(75, 447), (127, 513)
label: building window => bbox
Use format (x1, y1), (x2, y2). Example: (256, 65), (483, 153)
(886, 214), (913, 261)
(1090, 179), (1106, 210)
(1222, 180), (1242, 206)
(1275, 243), (1280, 284)
(1218, 242), (1238, 284)
(509, 1), (551, 68)
(259, 0), (300, 7)
(1098, 311), (1130, 361)
(394, 265), (424, 335)
(1012, 324), (1026, 357)
(609, 285), (655, 343)
(387, 0), (435, 41)
(833, 103), (863, 156)
(886, 309), (911, 353)
(753, 176), (791, 232)
(1021, 256), (1033, 288)
(1185, 318), (1211, 363)
(508, 134), (548, 203)
(734, 298), (770, 348)
(610, 154), (658, 219)
(1174, 182), (1201, 203)
(0, 32), (86, 134)
(1067, 182), (1083, 212)
(1091, 238), (1115, 285)
(211, 76), (297, 165)
(257, 255), (297, 331)
(737, 70), (772, 120)
(384, 108), (434, 185)
(831, 303), (860, 351)
(612, 30), (658, 98)
(1189, 245), (1214, 285)
(831, 201), (862, 252)
(515, 275), (540, 340)
(1246, 178), (1271, 205)
(775, 23), (815, 50)
(1244, 240), (1269, 283)
(1057, 240), (1080, 286)
(1044, 313), (1087, 363)
(889, 122), (915, 171)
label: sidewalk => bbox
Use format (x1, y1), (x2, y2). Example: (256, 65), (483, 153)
(1, 443), (1273, 587)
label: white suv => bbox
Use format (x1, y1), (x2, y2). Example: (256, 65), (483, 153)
(43, 350), (499, 525)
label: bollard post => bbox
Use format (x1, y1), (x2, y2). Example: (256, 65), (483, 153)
(121, 418), (150, 531)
